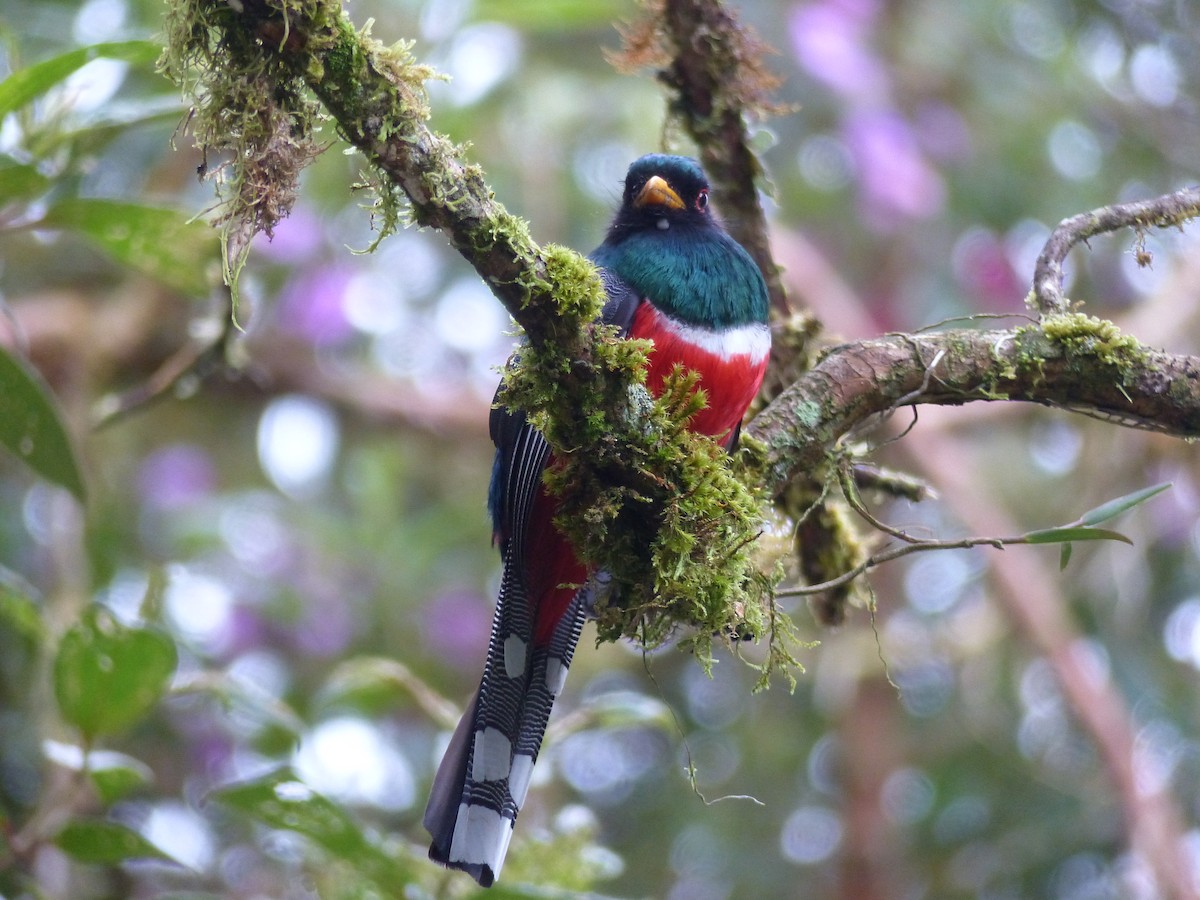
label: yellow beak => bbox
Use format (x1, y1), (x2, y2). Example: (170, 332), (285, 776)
(634, 175), (685, 211)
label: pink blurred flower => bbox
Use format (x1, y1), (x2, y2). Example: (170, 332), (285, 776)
(255, 206), (323, 263)
(277, 263), (356, 346)
(421, 587), (491, 667)
(844, 110), (946, 225)
(138, 444), (216, 510)
(790, 0), (887, 101)
(952, 227), (1024, 309)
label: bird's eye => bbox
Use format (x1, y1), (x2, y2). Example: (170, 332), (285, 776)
(695, 191), (709, 211)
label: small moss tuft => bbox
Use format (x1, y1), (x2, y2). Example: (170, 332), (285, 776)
(1040, 312), (1142, 366)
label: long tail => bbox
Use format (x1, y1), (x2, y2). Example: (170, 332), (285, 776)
(424, 565), (587, 886)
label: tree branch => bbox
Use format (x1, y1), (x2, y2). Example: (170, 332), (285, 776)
(1033, 185), (1200, 315)
(748, 327), (1200, 498)
(615, 0), (790, 315)
(167, 0), (789, 653)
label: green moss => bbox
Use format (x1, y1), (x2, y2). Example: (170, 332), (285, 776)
(539, 245), (605, 320)
(161, 0), (447, 284)
(161, 0), (327, 294)
(1040, 312), (1142, 366)
(500, 311), (801, 681)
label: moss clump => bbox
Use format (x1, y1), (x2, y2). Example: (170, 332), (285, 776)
(1040, 313), (1143, 368)
(160, 0), (327, 292)
(160, 0), (442, 286)
(498, 297), (802, 684)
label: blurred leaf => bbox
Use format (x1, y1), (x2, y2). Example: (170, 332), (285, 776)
(90, 756), (156, 805)
(0, 344), (87, 501)
(0, 586), (44, 705)
(1079, 482), (1171, 526)
(38, 198), (218, 297)
(0, 40), (160, 119)
(316, 656), (459, 726)
(57, 95), (187, 139)
(471, 0), (627, 27)
(548, 691), (673, 745)
(54, 605), (177, 741)
(1059, 542), (1073, 571)
(34, 96), (187, 159)
(54, 819), (172, 865)
(213, 770), (413, 890)
(43, 739), (155, 803)
(1023, 526), (1132, 545)
(0, 585), (44, 644)
(172, 671), (305, 746)
(0, 160), (51, 206)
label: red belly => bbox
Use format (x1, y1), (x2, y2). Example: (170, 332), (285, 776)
(629, 303), (768, 444)
(526, 302), (767, 643)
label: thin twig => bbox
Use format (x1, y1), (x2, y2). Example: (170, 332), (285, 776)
(92, 289), (237, 429)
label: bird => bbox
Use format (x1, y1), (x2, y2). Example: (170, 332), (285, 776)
(423, 154), (771, 886)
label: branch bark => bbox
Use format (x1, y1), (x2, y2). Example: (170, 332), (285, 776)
(655, 0), (790, 316)
(748, 326), (1200, 498)
(165, 0), (1200, 502)
(1033, 186), (1200, 315)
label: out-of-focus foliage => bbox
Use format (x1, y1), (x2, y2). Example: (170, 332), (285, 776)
(0, 1), (1198, 898)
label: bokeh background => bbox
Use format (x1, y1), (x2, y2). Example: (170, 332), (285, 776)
(2, 0), (1200, 897)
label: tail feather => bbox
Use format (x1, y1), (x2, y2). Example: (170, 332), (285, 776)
(424, 561), (587, 886)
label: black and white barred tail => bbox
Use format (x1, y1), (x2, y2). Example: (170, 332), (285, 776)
(423, 575), (587, 886)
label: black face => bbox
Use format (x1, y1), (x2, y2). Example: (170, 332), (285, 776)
(609, 154), (715, 237)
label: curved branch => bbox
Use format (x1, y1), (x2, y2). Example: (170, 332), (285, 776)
(168, 0), (602, 361)
(748, 327), (1200, 498)
(1033, 184), (1200, 315)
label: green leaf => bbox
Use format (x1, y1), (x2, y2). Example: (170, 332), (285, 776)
(0, 586), (45, 700)
(1024, 526), (1133, 545)
(0, 40), (161, 119)
(39, 198), (219, 297)
(315, 656), (458, 725)
(54, 605), (177, 741)
(214, 770), (412, 889)
(0, 161), (52, 205)
(54, 819), (171, 865)
(1079, 482), (1172, 526)
(471, 0), (627, 28)
(1059, 542), (1073, 571)
(0, 585), (45, 644)
(171, 670), (305, 749)
(38, 96), (187, 158)
(0, 345), (87, 501)
(90, 755), (156, 805)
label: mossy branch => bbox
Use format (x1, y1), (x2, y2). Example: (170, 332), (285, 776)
(1033, 185), (1200, 315)
(747, 323), (1200, 498)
